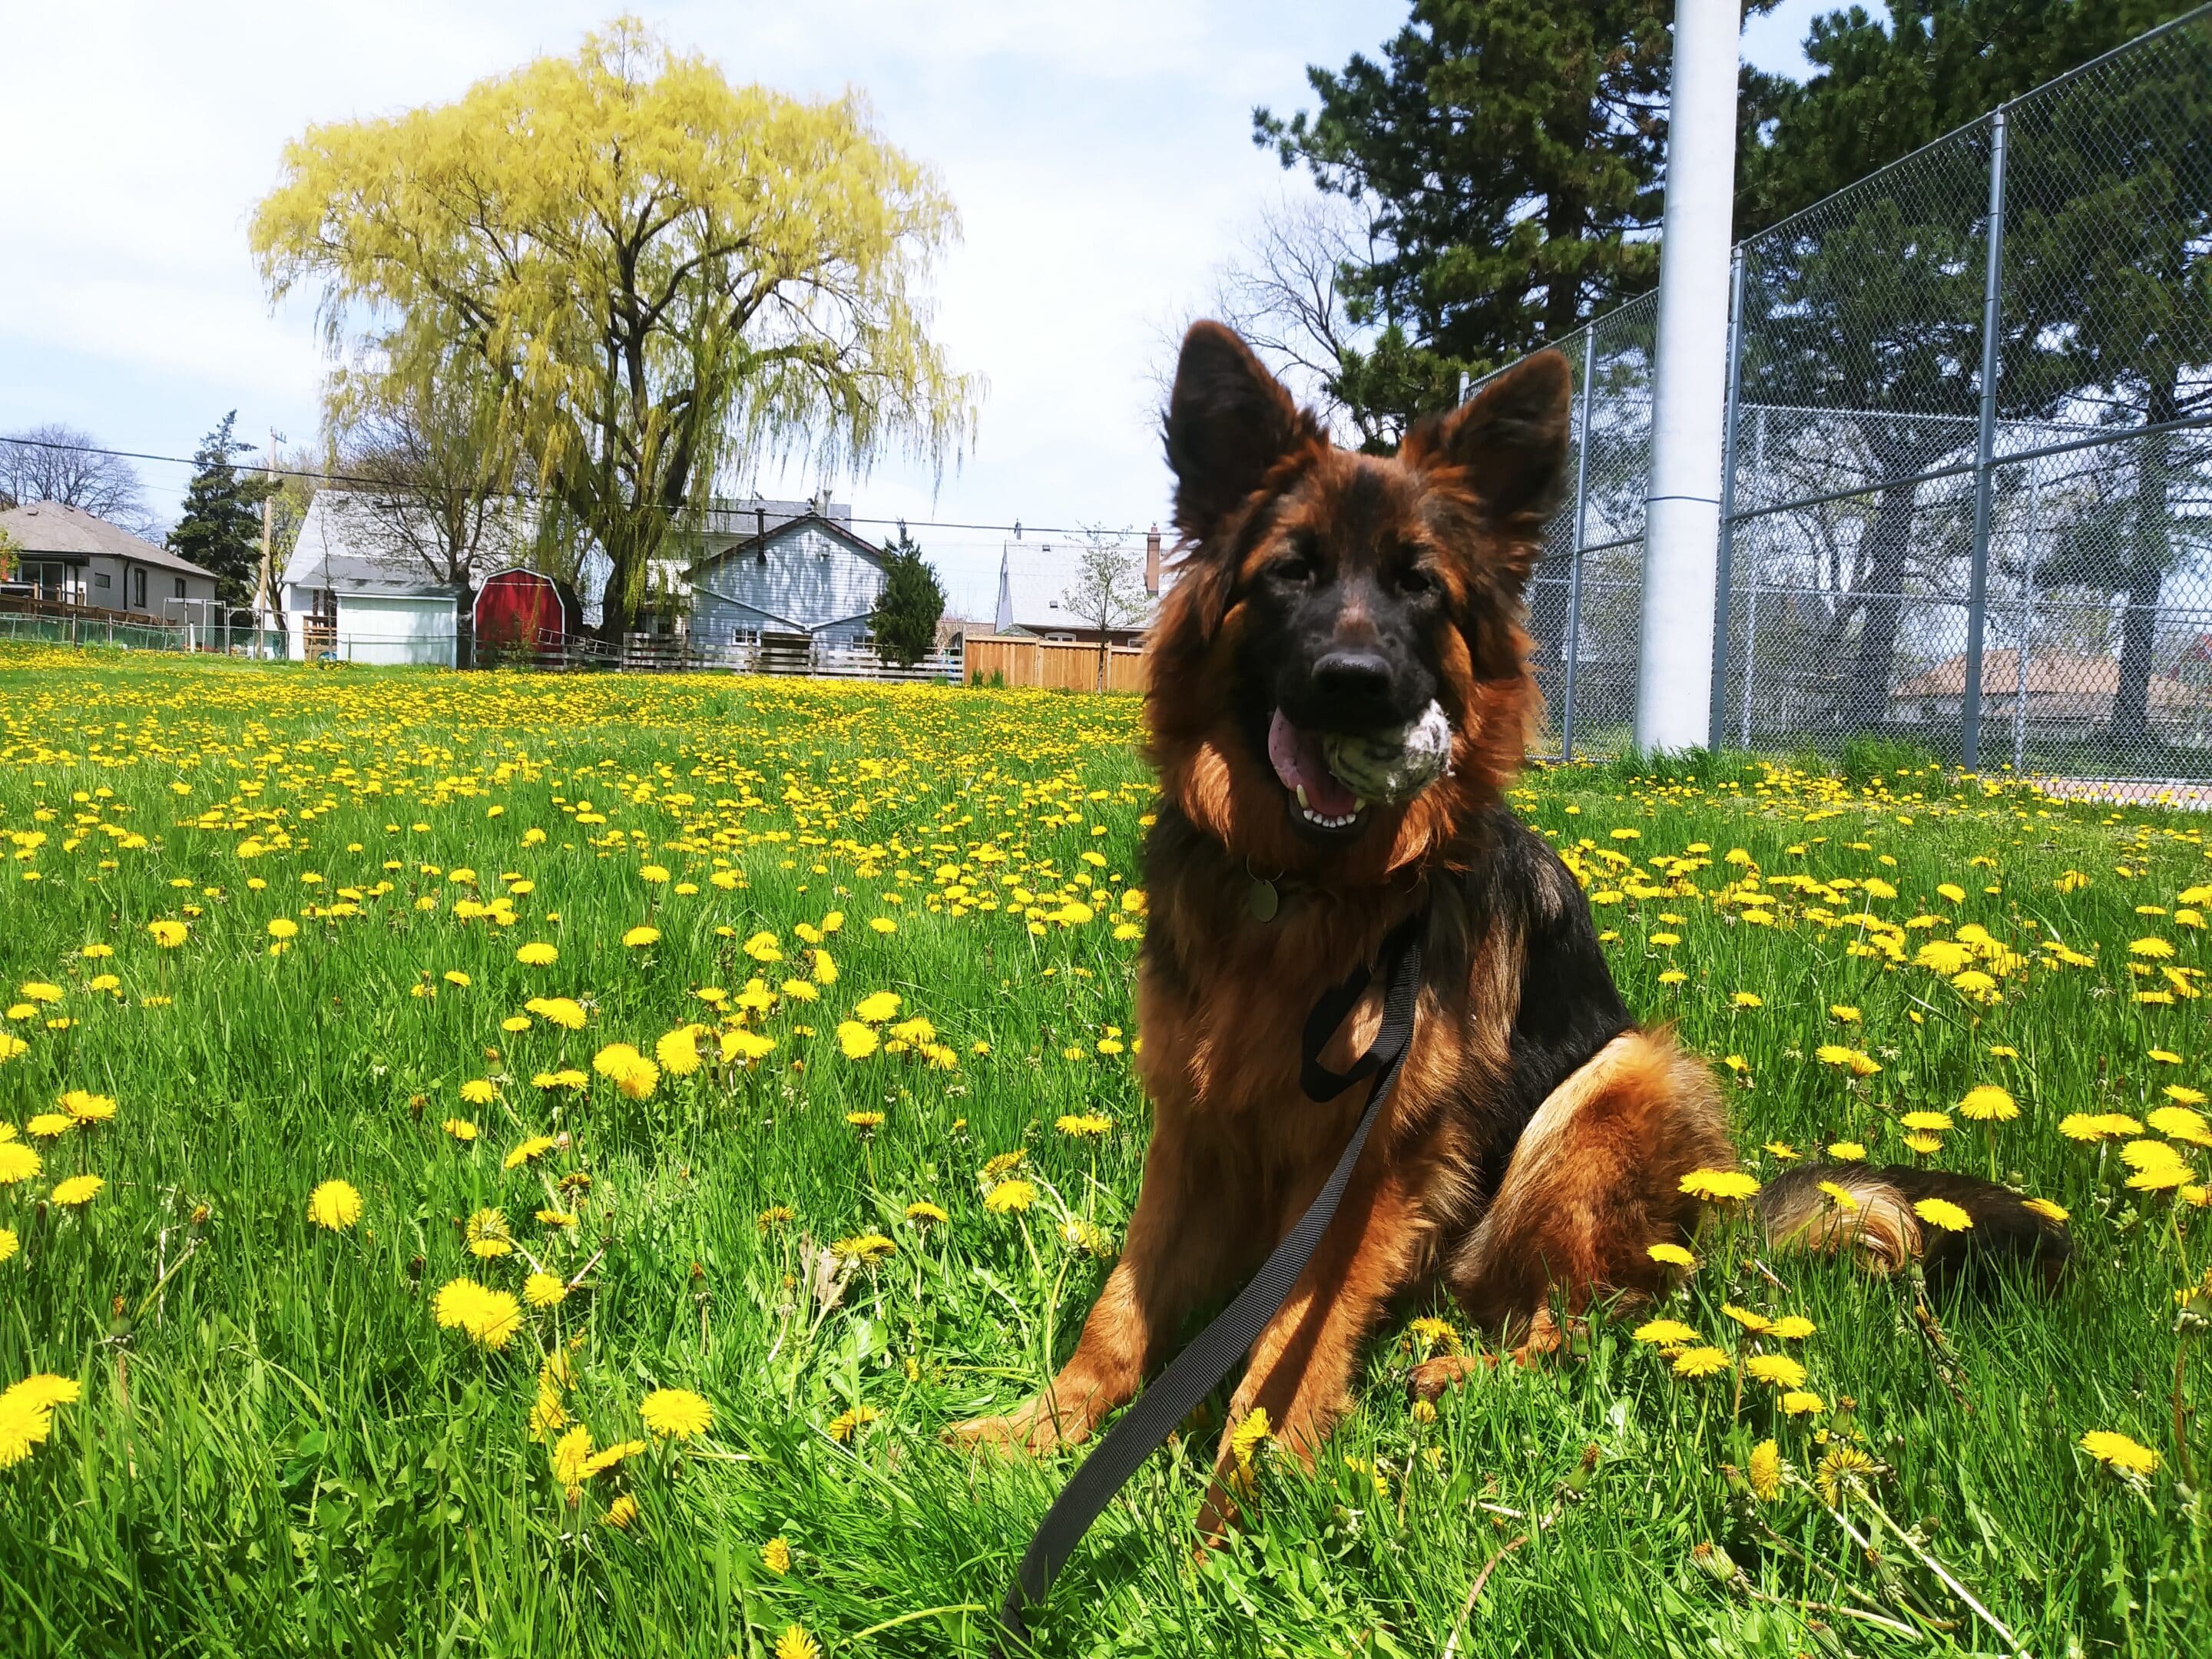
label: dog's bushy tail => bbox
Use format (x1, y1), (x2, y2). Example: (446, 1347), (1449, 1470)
(1757, 1165), (2068, 1294)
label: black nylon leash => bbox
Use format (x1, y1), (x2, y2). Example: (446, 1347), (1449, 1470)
(994, 909), (1427, 1651)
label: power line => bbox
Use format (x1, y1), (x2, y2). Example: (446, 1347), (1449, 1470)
(0, 432), (1157, 540)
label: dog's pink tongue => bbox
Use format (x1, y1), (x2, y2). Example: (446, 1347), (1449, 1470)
(1266, 709), (1358, 816)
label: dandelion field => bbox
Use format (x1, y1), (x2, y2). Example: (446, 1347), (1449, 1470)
(0, 648), (2207, 1658)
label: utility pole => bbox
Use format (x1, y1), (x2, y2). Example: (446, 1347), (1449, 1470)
(252, 429), (284, 653)
(1634, 0), (1743, 754)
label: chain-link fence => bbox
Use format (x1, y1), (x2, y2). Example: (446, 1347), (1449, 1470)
(1515, 6), (2212, 780)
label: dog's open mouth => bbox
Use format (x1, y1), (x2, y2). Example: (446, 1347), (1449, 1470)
(1267, 709), (1366, 831)
(1265, 702), (1452, 836)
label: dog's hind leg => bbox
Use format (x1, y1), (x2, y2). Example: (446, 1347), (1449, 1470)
(1409, 1030), (1730, 1400)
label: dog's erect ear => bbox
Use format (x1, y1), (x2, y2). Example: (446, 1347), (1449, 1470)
(1409, 350), (1574, 527)
(1164, 322), (1311, 543)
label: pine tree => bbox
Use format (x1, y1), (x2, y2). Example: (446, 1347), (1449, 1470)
(1738, 0), (2187, 230)
(1734, 0), (2201, 740)
(869, 527), (946, 668)
(1255, 0), (1786, 442)
(168, 412), (273, 604)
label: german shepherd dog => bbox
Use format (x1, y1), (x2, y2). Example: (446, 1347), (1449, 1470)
(952, 323), (2065, 1518)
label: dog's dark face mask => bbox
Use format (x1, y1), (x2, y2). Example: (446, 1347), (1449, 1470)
(1158, 323), (1572, 849)
(1228, 475), (1452, 839)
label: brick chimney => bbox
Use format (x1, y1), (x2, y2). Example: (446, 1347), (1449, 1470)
(1144, 525), (1161, 596)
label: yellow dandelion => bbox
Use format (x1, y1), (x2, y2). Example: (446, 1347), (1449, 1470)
(1633, 1318), (1700, 1347)
(762, 1537), (793, 1575)
(2022, 1197), (2069, 1224)
(2080, 1430), (2161, 1476)
(1780, 1389), (1826, 1416)
(1406, 1316), (1461, 1355)
(826, 1404), (879, 1445)
(307, 1179), (363, 1232)
(1672, 1346), (1730, 1378)
(1646, 1241), (1696, 1268)
(836, 1021), (880, 1060)
(1826, 1141), (1867, 1161)
(61, 1091), (117, 1122)
(853, 991), (902, 1023)
(904, 1200), (948, 1226)
(775, 1624), (821, 1659)
(1745, 1354), (1807, 1389)
(551, 1425), (594, 1488)
(147, 919), (188, 947)
(50, 1174), (103, 1207)
(639, 1388), (713, 1440)
(525, 1272), (568, 1308)
(1912, 1197), (1972, 1232)
(601, 1494), (640, 1530)
(465, 1207), (514, 1257)
(1229, 1406), (1271, 1479)
(984, 1179), (1036, 1214)
(1767, 1315), (1816, 1340)
(654, 1026), (704, 1077)
(1679, 1168), (1760, 1202)
(442, 1118), (479, 1142)
(621, 926), (661, 949)
(1958, 1085), (2018, 1122)
(1747, 1439), (1783, 1500)
(432, 1277), (523, 1349)
(515, 942), (558, 966)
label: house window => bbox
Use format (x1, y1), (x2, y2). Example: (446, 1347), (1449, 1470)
(131, 568), (147, 609)
(94, 571), (111, 591)
(174, 577), (187, 600)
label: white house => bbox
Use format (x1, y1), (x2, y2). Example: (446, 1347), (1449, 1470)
(982, 529), (1166, 644)
(281, 492), (626, 666)
(0, 501), (220, 618)
(682, 498), (888, 649)
(281, 493), (478, 666)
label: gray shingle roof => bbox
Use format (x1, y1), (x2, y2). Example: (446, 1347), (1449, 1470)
(0, 500), (217, 578)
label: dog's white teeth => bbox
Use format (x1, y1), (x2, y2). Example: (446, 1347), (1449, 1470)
(1299, 806), (1361, 830)
(1296, 784), (1309, 810)
(1352, 798), (1367, 813)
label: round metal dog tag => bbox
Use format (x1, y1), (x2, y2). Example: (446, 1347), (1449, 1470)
(1247, 876), (1280, 922)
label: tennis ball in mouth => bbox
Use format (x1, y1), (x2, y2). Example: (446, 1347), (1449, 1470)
(1320, 700), (1452, 805)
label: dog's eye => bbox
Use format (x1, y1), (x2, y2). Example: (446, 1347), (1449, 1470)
(1396, 566), (1436, 598)
(1267, 552), (1317, 585)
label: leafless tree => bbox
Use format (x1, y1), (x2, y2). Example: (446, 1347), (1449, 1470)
(1149, 192), (1386, 449)
(1060, 524), (1151, 691)
(0, 423), (160, 536)
(328, 350), (526, 588)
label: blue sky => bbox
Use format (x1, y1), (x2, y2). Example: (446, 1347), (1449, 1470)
(0, 0), (1843, 616)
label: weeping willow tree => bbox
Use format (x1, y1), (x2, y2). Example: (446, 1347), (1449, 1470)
(251, 17), (979, 634)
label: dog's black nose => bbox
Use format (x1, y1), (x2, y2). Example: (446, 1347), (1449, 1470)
(1312, 650), (1394, 708)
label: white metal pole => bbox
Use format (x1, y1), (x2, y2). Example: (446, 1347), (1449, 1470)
(1634, 0), (1743, 754)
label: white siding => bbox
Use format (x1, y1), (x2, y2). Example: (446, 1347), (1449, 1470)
(336, 594), (456, 667)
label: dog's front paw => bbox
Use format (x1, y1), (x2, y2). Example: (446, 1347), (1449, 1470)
(943, 1405), (1083, 1457)
(1406, 1353), (1494, 1402)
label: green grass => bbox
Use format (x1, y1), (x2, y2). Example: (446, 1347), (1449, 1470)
(0, 647), (2206, 1657)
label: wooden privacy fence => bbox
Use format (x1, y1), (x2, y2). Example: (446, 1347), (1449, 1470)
(964, 634), (1146, 694)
